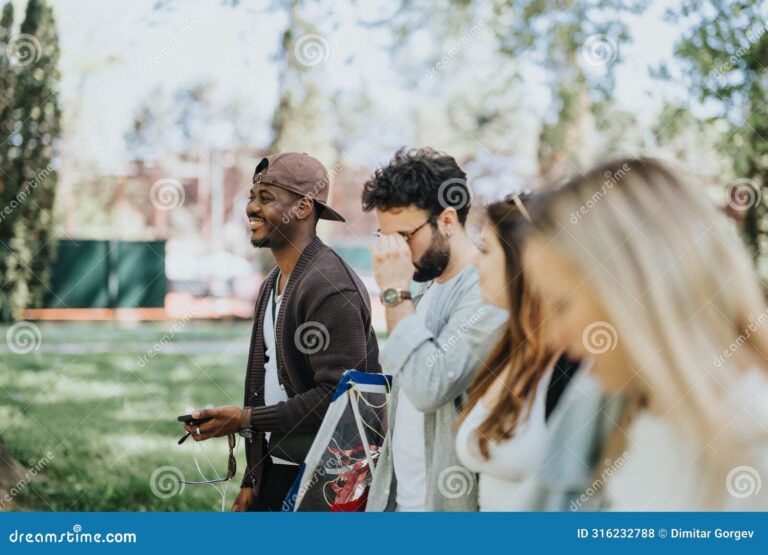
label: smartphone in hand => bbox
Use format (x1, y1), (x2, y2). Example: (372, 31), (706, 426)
(177, 414), (214, 444)
(177, 414), (213, 425)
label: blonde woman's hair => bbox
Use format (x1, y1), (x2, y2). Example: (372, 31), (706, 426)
(530, 157), (768, 509)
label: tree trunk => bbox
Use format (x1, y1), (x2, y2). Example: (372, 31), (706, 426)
(0, 438), (26, 511)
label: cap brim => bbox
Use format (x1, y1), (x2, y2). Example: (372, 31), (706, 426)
(317, 203), (346, 222)
(260, 180), (346, 222)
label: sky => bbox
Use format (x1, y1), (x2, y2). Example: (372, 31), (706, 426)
(13, 0), (686, 172)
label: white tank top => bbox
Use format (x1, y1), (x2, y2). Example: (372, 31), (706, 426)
(455, 356), (556, 511)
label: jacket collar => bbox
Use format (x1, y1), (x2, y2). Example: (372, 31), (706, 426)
(262, 235), (325, 299)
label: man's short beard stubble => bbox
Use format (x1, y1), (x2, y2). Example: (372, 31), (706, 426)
(413, 226), (451, 282)
(251, 235), (270, 248)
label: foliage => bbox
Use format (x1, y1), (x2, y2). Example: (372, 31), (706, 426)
(0, 0), (61, 321)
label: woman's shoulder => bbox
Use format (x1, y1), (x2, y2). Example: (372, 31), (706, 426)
(603, 412), (701, 510)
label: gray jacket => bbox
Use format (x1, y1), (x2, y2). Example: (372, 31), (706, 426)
(366, 266), (507, 511)
(514, 371), (630, 511)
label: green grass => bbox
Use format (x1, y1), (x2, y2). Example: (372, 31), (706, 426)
(0, 321), (254, 511)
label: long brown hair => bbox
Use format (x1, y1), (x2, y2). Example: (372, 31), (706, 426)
(458, 197), (552, 458)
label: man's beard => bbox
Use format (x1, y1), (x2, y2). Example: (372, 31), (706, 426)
(413, 228), (451, 282)
(251, 236), (270, 248)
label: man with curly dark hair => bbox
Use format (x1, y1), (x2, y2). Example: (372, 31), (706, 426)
(362, 147), (507, 512)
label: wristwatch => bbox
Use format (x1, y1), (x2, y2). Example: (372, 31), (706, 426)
(239, 407), (253, 440)
(380, 288), (412, 307)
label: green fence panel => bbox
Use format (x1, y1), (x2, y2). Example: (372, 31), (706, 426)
(45, 240), (167, 309)
(114, 241), (166, 308)
(46, 240), (110, 308)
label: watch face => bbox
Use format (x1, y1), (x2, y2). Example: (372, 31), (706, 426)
(382, 288), (399, 305)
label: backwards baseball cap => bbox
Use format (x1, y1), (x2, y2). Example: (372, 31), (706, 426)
(252, 152), (345, 222)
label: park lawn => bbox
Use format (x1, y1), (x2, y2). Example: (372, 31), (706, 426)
(0, 321), (253, 511)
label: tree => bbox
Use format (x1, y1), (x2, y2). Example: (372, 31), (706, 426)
(0, 1), (17, 321)
(0, 0), (61, 321)
(0, 439), (26, 510)
(267, 0), (335, 164)
(388, 0), (646, 180)
(666, 0), (768, 262)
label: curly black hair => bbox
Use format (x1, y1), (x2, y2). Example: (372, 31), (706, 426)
(361, 147), (471, 225)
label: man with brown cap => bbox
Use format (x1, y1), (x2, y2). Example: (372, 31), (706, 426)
(182, 152), (381, 511)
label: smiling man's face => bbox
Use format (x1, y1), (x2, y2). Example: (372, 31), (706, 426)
(245, 182), (299, 248)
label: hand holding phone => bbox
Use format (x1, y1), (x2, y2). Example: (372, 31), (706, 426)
(177, 414), (213, 444)
(177, 414), (214, 425)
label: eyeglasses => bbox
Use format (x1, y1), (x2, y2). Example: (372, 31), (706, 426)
(374, 218), (434, 242)
(180, 433), (237, 485)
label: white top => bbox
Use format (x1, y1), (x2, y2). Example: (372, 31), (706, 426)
(455, 356), (556, 511)
(603, 366), (768, 511)
(263, 286), (296, 466)
(392, 281), (442, 511)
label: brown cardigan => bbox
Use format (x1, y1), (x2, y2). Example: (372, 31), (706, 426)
(241, 236), (381, 494)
